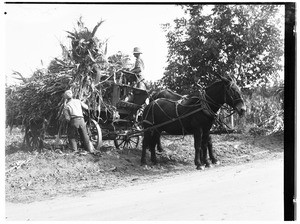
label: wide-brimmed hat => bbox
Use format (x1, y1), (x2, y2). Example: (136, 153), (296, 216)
(133, 47), (142, 54)
(64, 90), (73, 99)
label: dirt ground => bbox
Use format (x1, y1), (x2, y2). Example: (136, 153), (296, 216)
(5, 128), (284, 204)
(6, 158), (283, 221)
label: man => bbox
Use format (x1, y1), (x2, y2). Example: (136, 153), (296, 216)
(131, 47), (146, 90)
(63, 90), (95, 153)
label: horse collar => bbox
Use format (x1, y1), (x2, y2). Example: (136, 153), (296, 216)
(200, 91), (218, 119)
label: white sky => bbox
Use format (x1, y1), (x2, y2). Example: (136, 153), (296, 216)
(4, 4), (185, 84)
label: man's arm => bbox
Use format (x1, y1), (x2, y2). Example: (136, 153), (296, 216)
(131, 67), (142, 73)
(63, 106), (71, 121)
(81, 101), (89, 110)
(131, 58), (143, 74)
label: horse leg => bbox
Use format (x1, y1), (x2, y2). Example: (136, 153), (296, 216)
(156, 136), (164, 152)
(207, 135), (220, 165)
(201, 133), (212, 168)
(141, 130), (151, 165)
(150, 133), (163, 153)
(150, 132), (160, 164)
(194, 130), (205, 170)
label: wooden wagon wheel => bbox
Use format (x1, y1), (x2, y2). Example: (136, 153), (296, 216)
(86, 118), (102, 150)
(114, 125), (141, 150)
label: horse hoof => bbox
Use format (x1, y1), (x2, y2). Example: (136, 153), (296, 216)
(206, 163), (214, 168)
(213, 160), (220, 165)
(142, 165), (151, 170)
(196, 165), (205, 170)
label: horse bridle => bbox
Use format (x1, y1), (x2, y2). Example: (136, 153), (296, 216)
(223, 82), (244, 111)
(203, 81), (243, 119)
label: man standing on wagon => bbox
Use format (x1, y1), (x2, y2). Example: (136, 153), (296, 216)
(63, 90), (95, 154)
(131, 47), (146, 90)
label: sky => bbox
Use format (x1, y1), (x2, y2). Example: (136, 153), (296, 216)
(4, 3), (185, 84)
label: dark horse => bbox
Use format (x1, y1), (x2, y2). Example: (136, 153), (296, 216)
(150, 89), (218, 166)
(141, 75), (246, 170)
(150, 89), (187, 102)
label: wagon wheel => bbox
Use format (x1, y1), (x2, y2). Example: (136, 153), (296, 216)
(114, 125), (140, 150)
(24, 126), (44, 149)
(86, 118), (102, 150)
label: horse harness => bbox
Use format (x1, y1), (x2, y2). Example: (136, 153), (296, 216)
(142, 91), (218, 135)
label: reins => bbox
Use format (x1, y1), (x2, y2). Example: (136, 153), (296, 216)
(142, 105), (207, 133)
(142, 81), (242, 136)
(142, 90), (218, 135)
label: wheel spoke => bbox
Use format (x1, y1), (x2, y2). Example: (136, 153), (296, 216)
(127, 141), (133, 149)
(114, 126), (140, 150)
(119, 141), (125, 148)
(116, 137), (124, 148)
(130, 138), (138, 145)
(116, 137), (125, 148)
(123, 142), (127, 149)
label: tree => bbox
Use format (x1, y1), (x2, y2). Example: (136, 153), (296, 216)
(162, 4), (284, 94)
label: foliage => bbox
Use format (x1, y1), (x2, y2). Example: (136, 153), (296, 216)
(6, 70), (72, 128)
(162, 4), (284, 94)
(6, 18), (132, 138)
(144, 80), (164, 96)
(241, 82), (284, 135)
(108, 51), (132, 71)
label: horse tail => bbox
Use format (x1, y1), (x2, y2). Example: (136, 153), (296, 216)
(141, 103), (155, 150)
(142, 102), (155, 127)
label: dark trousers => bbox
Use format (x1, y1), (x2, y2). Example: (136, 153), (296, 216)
(67, 117), (92, 152)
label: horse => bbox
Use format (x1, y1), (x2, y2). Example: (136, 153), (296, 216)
(141, 75), (246, 170)
(150, 89), (219, 166)
(149, 89), (187, 102)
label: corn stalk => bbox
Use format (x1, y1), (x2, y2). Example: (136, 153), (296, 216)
(6, 18), (131, 149)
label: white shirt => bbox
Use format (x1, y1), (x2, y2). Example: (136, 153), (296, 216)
(64, 99), (88, 120)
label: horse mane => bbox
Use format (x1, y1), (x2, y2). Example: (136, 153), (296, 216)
(205, 80), (223, 91)
(150, 88), (182, 101)
(204, 78), (241, 99)
(165, 89), (182, 97)
(205, 77), (237, 90)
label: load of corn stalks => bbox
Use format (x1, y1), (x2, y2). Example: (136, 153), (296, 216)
(6, 70), (72, 127)
(6, 17), (132, 148)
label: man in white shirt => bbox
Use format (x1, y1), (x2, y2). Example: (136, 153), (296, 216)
(63, 90), (95, 153)
(131, 47), (146, 90)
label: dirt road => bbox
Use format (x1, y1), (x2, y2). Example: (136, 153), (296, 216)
(6, 157), (283, 221)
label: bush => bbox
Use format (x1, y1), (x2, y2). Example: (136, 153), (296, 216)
(217, 82), (284, 136)
(242, 83), (284, 135)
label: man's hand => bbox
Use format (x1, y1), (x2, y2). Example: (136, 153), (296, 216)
(81, 101), (89, 111)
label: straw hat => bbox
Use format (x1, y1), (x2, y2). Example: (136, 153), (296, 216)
(64, 90), (73, 99)
(133, 47), (142, 54)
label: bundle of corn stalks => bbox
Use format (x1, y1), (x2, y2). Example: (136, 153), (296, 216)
(6, 70), (72, 129)
(6, 18), (132, 149)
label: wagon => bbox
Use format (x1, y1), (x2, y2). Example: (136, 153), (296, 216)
(88, 71), (148, 150)
(24, 70), (148, 151)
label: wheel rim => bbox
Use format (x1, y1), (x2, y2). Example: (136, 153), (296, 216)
(114, 133), (140, 150)
(87, 119), (102, 150)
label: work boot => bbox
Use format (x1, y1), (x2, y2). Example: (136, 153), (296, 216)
(69, 138), (78, 152)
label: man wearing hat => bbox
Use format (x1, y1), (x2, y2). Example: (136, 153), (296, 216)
(63, 90), (95, 153)
(130, 47), (146, 90)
